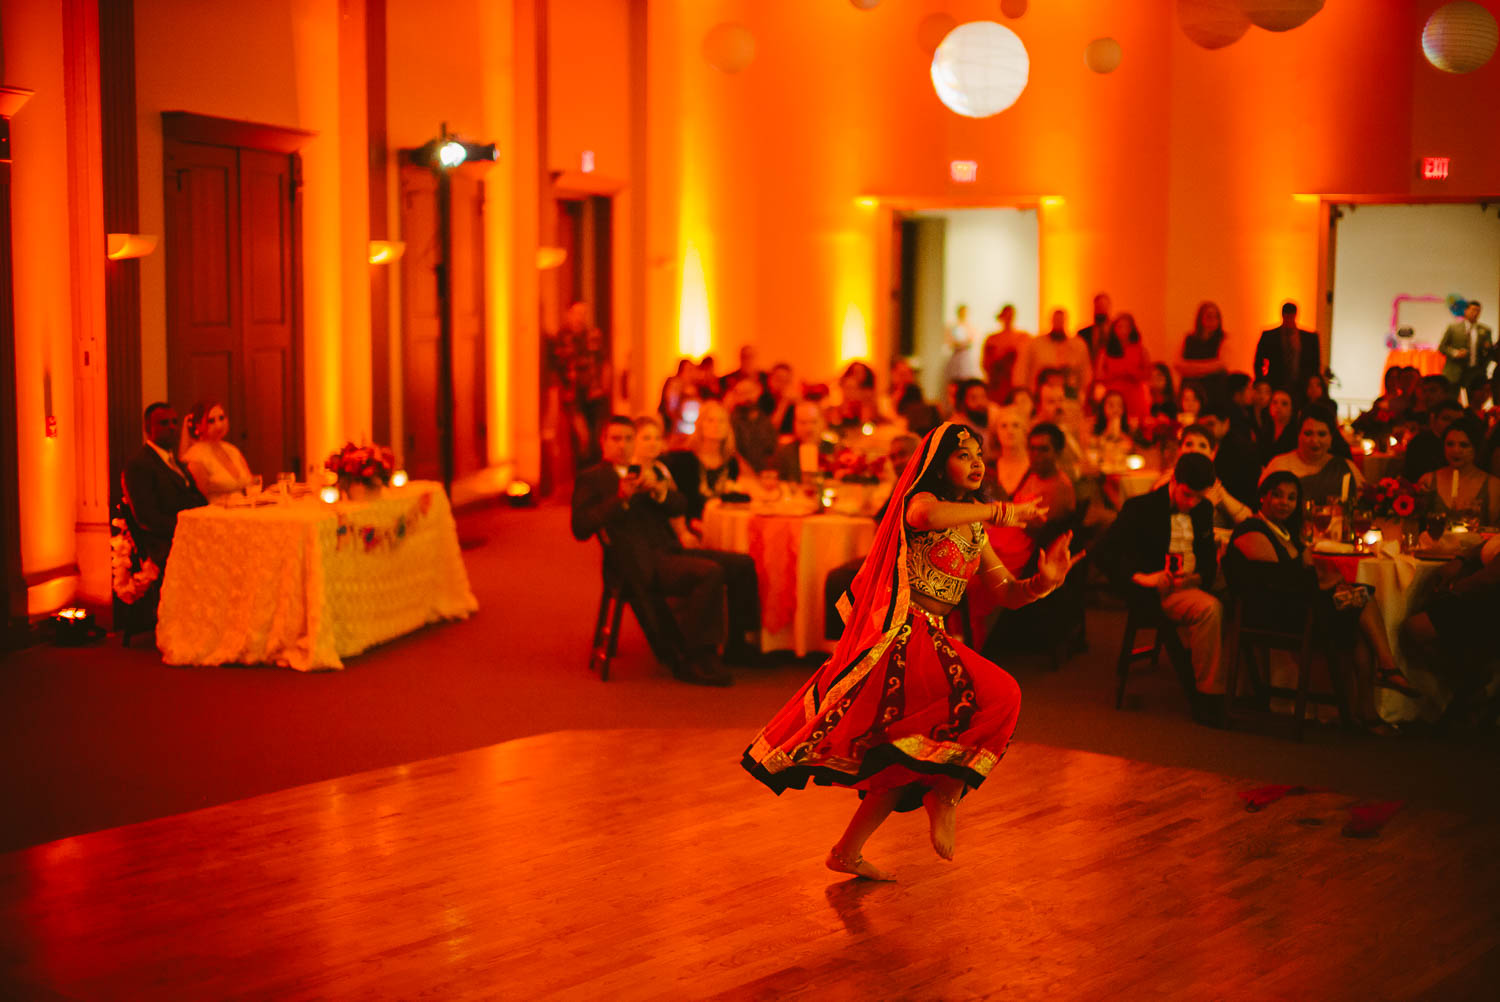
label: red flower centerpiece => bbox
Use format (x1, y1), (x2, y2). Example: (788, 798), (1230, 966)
(325, 443), (396, 499)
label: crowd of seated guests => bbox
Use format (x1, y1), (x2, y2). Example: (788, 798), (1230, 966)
(575, 293), (1500, 722)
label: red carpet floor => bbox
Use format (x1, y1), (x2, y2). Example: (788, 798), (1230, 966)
(2, 502), (1497, 854)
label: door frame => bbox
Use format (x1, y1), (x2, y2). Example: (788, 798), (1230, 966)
(160, 112), (312, 475)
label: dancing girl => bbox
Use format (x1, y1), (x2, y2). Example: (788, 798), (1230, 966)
(743, 423), (1080, 880)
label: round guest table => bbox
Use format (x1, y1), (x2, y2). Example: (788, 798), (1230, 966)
(157, 481), (478, 670)
(1312, 546), (1447, 722)
(702, 499), (875, 657)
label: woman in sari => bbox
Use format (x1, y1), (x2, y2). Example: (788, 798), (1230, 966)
(742, 423), (1079, 881)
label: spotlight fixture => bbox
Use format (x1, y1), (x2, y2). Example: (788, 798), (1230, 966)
(416, 123), (499, 170)
(51, 607), (102, 646)
(505, 481), (536, 508)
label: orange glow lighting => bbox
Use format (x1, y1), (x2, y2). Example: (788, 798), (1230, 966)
(105, 233), (158, 260)
(949, 160), (978, 183)
(367, 240), (406, 265)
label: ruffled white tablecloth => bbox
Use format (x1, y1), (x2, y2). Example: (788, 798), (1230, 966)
(157, 481), (478, 670)
(702, 500), (875, 657)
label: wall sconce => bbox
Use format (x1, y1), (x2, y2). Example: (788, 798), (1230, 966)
(368, 240), (405, 265)
(105, 234), (158, 260)
(536, 246), (568, 270)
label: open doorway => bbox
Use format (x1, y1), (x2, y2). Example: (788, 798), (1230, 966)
(1327, 201), (1500, 411)
(892, 207), (1039, 403)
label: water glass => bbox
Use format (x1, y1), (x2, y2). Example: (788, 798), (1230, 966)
(246, 474), (263, 499)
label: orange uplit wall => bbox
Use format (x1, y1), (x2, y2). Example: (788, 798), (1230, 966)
(4, 0), (81, 611)
(134, 0), (355, 477)
(644, 0), (1500, 393)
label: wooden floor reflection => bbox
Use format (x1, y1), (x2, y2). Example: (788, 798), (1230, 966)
(2, 729), (1496, 1000)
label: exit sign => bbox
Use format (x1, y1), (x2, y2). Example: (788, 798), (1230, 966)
(1421, 157), (1450, 180)
(950, 160), (978, 183)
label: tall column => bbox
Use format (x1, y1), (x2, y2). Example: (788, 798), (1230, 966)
(0, 85), (34, 643)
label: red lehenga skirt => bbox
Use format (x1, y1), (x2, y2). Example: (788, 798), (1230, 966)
(742, 605), (1021, 813)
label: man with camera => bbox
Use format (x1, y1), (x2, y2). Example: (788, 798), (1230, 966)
(571, 416), (734, 686)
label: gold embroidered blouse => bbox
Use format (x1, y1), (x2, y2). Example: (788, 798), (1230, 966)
(907, 521), (986, 605)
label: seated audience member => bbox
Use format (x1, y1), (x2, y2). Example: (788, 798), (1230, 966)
(122, 402), (208, 572)
(1035, 372), (1088, 479)
(658, 359), (701, 439)
(1228, 471), (1420, 733)
(1175, 300), (1229, 408)
(953, 378), (998, 440)
(1017, 308), (1091, 400)
(987, 406), (1031, 496)
(1225, 372), (1254, 435)
(1093, 452), (1225, 725)
(1408, 374), (1452, 428)
(823, 433), (922, 639)
(1254, 388), (1298, 466)
(1176, 384), (1205, 428)
(982, 304), (1027, 402)
(1417, 418), (1500, 526)
(725, 375), (776, 472)
(633, 415), (694, 549)
(759, 362), (798, 436)
(180, 400), (254, 505)
(1002, 387), (1035, 423)
(771, 401), (832, 482)
(1304, 373), (1333, 413)
(1262, 411), (1365, 504)
(1198, 403), (1259, 509)
(883, 356), (925, 423)
(663, 399), (751, 524)
(1094, 312), (1152, 419)
(1248, 375), (1273, 434)
(1402, 531), (1500, 727)
(572, 418), (741, 686)
(1092, 389), (1137, 468)
(1147, 362), (1179, 421)
(988, 422), (1078, 575)
(1167, 423), (1253, 527)
(1402, 398), (1465, 483)
(827, 361), (881, 430)
(1353, 368), (1411, 445)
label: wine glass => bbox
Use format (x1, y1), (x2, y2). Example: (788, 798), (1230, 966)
(1311, 505), (1334, 537)
(246, 474), (263, 499)
(1423, 512), (1448, 544)
(1351, 509), (1373, 549)
(277, 472), (295, 501)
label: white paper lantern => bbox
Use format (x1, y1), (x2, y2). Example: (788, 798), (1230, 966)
(849, 0), (882, 10)
(702, 22), (755, 74)
(1000, 0), (1029, 18)
(1423, 1), (1498, 74)
(1179, 0), (1251, 50)
(1085, 37), (1123, 73)
(930, 21), (1030, 118)
(1238, 0), (1324, 32)
(917, 12), (958, 55)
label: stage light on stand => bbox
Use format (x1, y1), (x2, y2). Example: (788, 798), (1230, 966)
(51, 607), (101, 646)
(506, 481), (536, 508)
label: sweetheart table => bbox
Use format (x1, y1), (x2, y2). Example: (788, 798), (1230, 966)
(157, 481), (477, 670)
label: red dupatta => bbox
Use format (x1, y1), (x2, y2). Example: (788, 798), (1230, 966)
(804, 422), (960, 717)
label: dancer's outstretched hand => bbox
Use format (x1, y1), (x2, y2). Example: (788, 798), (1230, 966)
(1035, 533), (1084, 592)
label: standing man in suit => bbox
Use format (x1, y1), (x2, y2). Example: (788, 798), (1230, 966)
(571, 416), (735, 686)
(122, 402), (207, 570)
(1076, 291), (1111, 360)
(1438, 300), (1494, 395)
(1253, 301), (1322, 401)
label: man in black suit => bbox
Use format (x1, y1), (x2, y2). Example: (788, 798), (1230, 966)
(571, 416), (736, 686)
(1093, 452), (1224, 725)
(122, 402), (207, 570)
(1253, 301), (1322, 400)
(1402, 399), (1465, 482)
(1076, 291), (1111, 360)
(1199, 403), (1258, 509)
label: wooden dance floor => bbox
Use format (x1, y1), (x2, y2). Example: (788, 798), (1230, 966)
(2, 730), (1497, 1001)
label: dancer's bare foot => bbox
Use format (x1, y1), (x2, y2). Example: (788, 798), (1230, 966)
(923, 789), (959, 860)
(826, 847), (895, 881)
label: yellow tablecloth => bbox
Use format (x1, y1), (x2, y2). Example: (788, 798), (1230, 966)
(1357, 554), (1446, 722)
(702, 500), (875, 657)
(157, 481), (478, 670)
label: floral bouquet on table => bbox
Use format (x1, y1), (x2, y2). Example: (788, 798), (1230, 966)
(828, 447), (886, 485)
(1357, 476), (1431, 521)
(325, 442), (396, 496)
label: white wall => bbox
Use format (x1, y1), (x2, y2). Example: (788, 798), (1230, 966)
(1330, 203), (1500, 410)
(912, 208), (1040, 398)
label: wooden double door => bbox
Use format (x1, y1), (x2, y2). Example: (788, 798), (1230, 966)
(165, 140), (302, 479)
(399, 165), (487, 483)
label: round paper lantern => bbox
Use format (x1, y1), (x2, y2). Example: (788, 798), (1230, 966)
(1000, 0), (1029, 18)
(917, 12), (958, 55)
(1178, 0), (1251, 49)
(849, 0), (882, 10)
(1238, 0), (1324, 32)
(930, 20), (1030, 118)
(1423, 1), (1498, 74)
(1084, 37), (1123, 73)
(702, 22), (755, 74)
